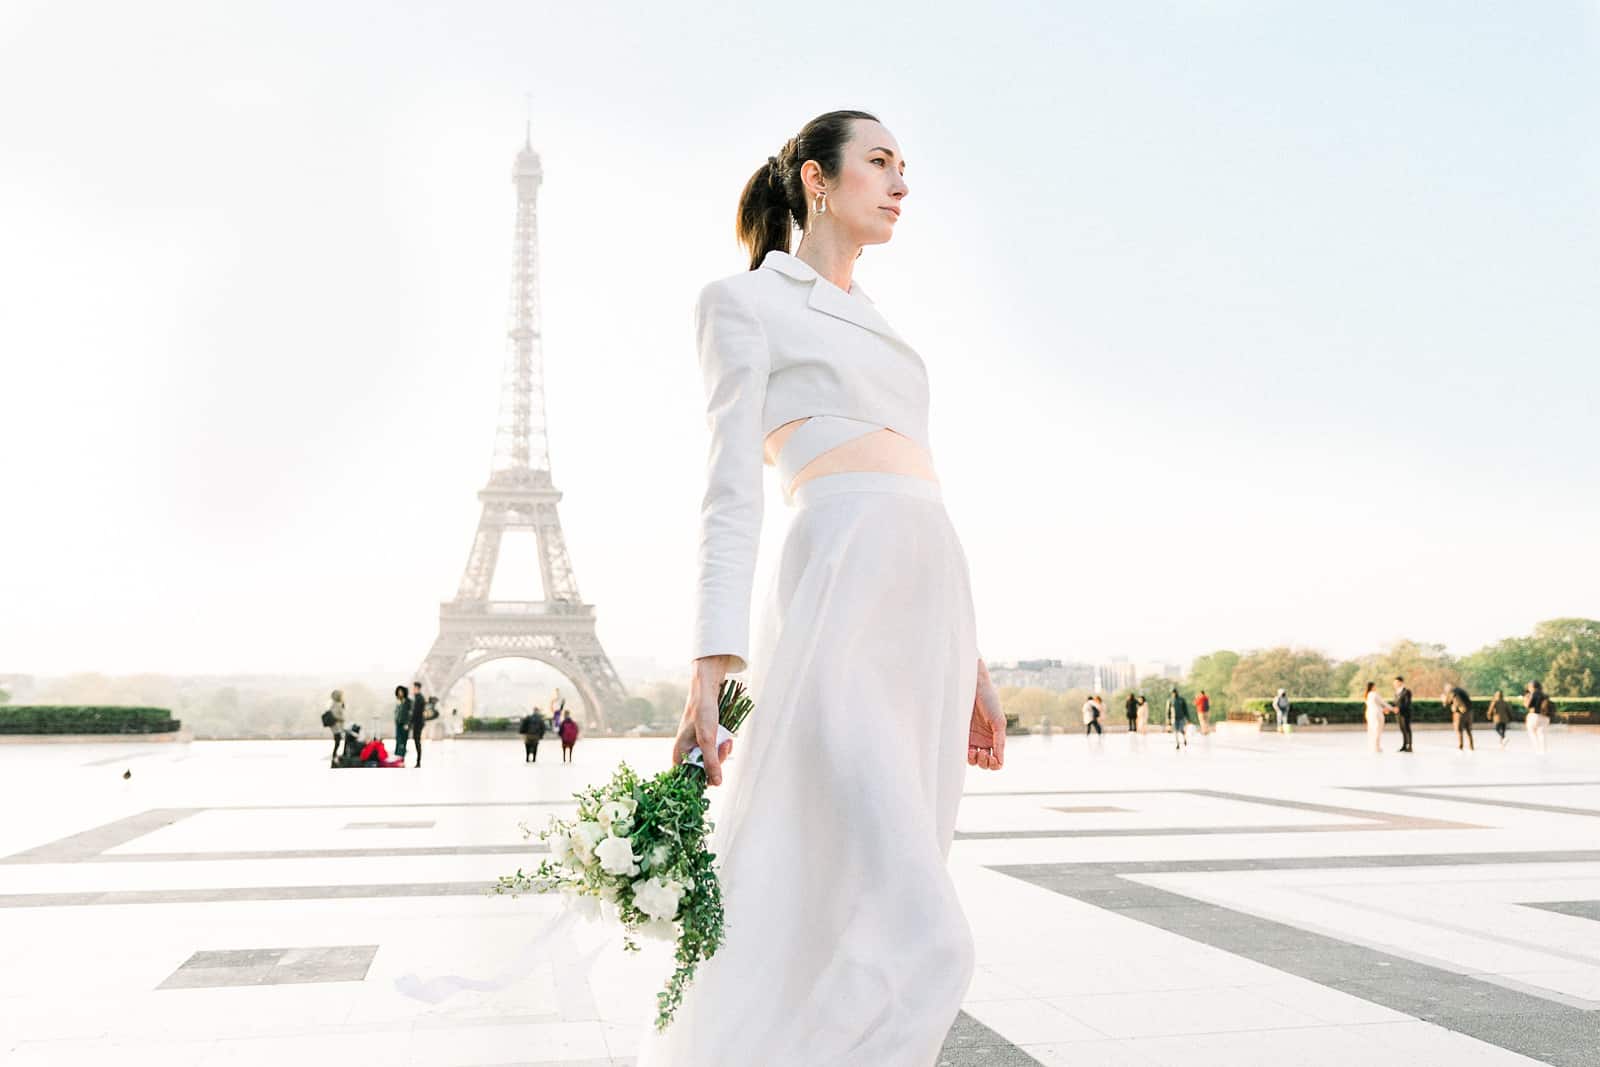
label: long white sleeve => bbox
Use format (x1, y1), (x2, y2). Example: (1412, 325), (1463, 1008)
(690, 279), (770, 672)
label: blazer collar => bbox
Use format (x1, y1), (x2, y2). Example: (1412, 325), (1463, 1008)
(759, 250), (903, 344)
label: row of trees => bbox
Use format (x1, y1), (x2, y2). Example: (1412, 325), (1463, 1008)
(7, 672), (692, 738)
(995, 619), (1600, 732)
(1181, 618), (1600, 719)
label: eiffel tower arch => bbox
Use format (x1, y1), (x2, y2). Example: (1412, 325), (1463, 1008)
(417, 129), (628, 727)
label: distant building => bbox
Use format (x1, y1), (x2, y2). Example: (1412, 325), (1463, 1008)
(989, 659), (1096, 691)
(1094, 661), (1137, 693)
(1136, 661), (1184, 683)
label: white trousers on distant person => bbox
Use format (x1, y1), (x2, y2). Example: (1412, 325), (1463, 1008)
(1526, 712), (1548, 753)
(637, 473), (979, 1067)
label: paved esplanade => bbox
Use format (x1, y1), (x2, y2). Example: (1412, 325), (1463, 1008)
(1, 730), (1596, 1065)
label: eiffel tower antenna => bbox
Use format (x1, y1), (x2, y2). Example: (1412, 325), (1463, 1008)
(416, 128), (628, 727)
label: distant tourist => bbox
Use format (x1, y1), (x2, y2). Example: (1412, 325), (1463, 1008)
(1124, 692), (1138, 732)
(1364, 681), (1394, 753)
(1136, 694), (1150, 734)
(1392, 676), (1415, 752)
(409, 685), (429, 768)
(550, 704), (566, 738)
(1524, 681), (1551, 754)
(522, 706), (547, 763)
(1442, 684), (1475, 751)
(1166, 688), (1188, 749)
(392, 685), (413, 759)
(559, 712), (580, 762)
(1487, 690), (1512, 747)
(1272, 689), (1291, 733)
(1194, 690), (1211, 735)
(550, 687), (568, 725)
(323, 689), (346, 760)
(359, 730), (405, 768)
(1082, 694), (1104, 736)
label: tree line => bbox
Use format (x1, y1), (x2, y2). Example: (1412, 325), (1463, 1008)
(996, 619), (1599, 731)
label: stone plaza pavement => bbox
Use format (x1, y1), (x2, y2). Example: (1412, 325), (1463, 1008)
(2, 725), (1598, 1066)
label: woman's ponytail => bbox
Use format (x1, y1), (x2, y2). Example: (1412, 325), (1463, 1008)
(734, 111), (878, 271)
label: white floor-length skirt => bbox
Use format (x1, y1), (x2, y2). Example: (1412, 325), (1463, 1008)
(637, 472), (980, 1067)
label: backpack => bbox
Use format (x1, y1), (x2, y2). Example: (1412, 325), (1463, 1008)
(320, 710), (335, 728)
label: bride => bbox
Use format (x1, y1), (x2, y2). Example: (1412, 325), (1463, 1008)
(636, 111), (1008, 1066)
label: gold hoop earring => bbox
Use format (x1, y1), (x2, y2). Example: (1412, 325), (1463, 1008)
(813, 190), (827, 216)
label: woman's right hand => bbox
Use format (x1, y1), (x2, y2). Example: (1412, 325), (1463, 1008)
(674, 656), (736, 786)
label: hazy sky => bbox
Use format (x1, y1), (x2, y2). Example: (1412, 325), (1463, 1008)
(2, 1), (1596, 679)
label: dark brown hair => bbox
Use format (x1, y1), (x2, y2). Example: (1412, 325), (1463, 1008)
(736, 110), (879, 271)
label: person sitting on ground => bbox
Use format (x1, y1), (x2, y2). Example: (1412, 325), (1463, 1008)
(359, 731), (405, 768)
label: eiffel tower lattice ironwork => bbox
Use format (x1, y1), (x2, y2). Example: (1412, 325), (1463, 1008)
(416, 130), (628, 727)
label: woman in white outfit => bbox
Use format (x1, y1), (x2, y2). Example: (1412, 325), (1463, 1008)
(641, 111), (1008, 1067)
(1363, 680), (1393, 753)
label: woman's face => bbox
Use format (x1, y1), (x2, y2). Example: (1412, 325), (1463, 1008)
(815, 119), (909, 246)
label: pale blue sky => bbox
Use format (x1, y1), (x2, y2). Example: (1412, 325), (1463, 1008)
(1, 1), (1595, 676)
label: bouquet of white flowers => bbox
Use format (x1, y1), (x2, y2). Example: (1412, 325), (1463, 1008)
(495, 679), (754, 1032)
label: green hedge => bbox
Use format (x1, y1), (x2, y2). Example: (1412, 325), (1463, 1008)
(0, 706), (182, 735)
(1241, 698), (1600, 726)
(463, 716), (519, 732)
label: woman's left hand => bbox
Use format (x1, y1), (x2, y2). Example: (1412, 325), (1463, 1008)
(968, 658), (1006, 770)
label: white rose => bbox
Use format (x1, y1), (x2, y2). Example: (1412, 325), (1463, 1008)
(570, 822), (605, 865)
(631, 876), (684, 922)
(546, 833), (572, 865)
(595, 834), (641, 877)
(597, 800), (635, 836)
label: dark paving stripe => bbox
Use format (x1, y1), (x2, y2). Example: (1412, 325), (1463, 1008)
(1525, 900), (1600, 922)
(993, 849), (1600, 1067)
(956, 788), (1475, 839)
(1355, 783), (1600, 818)
(2, 808), (201, 863)
(77, 844), (546, 863)
(159, 944), (378, 989)
(0, 881), (496, 908)
(937, 1010), (1047, 1065)
(4, 804), (568, 864)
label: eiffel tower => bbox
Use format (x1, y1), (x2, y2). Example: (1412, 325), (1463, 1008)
(416, 129), (628, 728)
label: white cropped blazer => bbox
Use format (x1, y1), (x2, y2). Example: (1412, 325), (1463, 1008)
(691, 249), (933, 671)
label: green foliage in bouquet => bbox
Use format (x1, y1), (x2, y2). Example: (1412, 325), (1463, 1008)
(494, 679), (755, 1032)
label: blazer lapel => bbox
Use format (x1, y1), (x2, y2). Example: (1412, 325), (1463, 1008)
(760, 250), (905, 345)
(805, 280), (905, 345)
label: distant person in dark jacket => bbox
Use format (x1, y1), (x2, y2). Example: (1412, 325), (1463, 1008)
(522, 707), (547, 763)
(1392, 676), (1414, 752)
(1442, 684), (1474, 751)
(1486, 690), (1512, 747)
(1167, 688), (1189, 750)
(1124, 692), (1138, 732)
(392, 685), (412, 759)
(409, 684), (429, 767)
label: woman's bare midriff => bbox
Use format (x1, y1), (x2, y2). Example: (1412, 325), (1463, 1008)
(764, 417), (939, 497)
